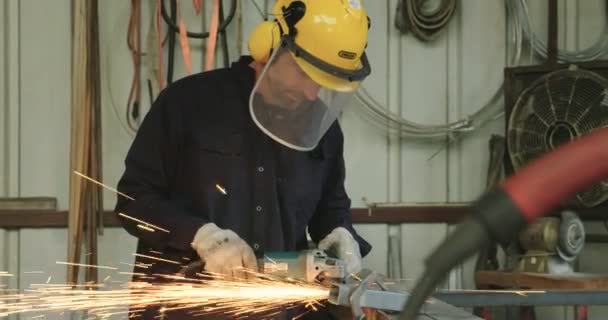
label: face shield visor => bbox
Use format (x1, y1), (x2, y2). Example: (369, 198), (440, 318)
(249, 36), (371, 151)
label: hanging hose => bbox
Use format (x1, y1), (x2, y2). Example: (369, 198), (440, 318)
(399, 127), (608, 319)
(160, 0), (237, 39)
(219, 0), (230, 68)
(126, 0), (143, 132)
(358, 0), (608, 140)
(355, 0), (524, 140)
(515, 0), (608, 62)
(394, 0), (457, 42)
(160, 1), (234, 72)
(166, 0), (177, 84)
(155, 0), (166, 91)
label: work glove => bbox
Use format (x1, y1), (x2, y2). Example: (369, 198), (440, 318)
(191, 223), (258, 280)
(318, 227), (362, 275)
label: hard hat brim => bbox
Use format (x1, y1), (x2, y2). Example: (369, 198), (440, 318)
(292, 52), (361, 92)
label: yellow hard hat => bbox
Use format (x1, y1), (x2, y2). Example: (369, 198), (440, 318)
(248, 0), (371, 92)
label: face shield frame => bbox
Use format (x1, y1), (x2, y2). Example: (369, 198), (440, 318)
(248, 35), (372, 152)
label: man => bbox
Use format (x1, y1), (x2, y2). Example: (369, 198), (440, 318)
(115, 0), (372, 318)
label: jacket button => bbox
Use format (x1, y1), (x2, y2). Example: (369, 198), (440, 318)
(256, 206), (262, 212)
(257, 166), (264, 173)
(253, 243), (260, 250)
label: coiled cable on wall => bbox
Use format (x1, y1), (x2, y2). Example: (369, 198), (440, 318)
(394, 0), (457, 42)
(357, 0), (608, 141)
(515, 0), (608, 62)
(355, 0), (524, 140)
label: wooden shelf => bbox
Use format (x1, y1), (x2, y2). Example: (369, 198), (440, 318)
(0, 210), (120, 228)
(0, 204), (604, 228)
(476, 271), (608, 290)
(0, 205), (471, 228)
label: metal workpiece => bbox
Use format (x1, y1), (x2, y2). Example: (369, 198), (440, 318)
(328, 269), (481, 320)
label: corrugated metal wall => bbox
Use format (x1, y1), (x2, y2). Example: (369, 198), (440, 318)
(1, 1), (607, 319)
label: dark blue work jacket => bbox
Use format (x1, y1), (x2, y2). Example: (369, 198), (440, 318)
(114, 56), (371, 318)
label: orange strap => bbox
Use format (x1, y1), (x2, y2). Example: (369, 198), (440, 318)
(178, 1), (193, 75)
(193, 0), (203, 15)
(205, 0), (220, 71)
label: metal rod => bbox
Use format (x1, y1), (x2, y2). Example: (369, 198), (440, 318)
(547, 0), (558, 63)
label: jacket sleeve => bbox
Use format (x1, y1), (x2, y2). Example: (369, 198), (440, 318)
(307, 124), (372, 257)
(114, 90), (208, 251)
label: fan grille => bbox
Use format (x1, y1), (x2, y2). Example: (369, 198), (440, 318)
(508, 68), (608, 207)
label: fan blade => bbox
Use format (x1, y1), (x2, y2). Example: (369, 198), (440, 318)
(567, 77), (605, 124)
(531, 81), (557, 125)
(549, 74), (576, 121)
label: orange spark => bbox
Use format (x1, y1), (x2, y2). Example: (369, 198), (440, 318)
(55, 262), (118, 271)
(137, 224), (155, 232)
(118, 272), (148, 277)
(0, 270), (329, 319)
(118, 213), (170, 233)
(0, 266), (329, 318)
(73, 171), (135, 201)
(215, 184), (227, 195)
(133, 254), (181, 265)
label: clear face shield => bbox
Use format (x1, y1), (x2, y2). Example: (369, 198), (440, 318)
(249, 37), (371, 151)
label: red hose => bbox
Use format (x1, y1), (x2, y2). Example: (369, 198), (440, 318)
(400, 128), (608, 320)
(502, 127), (608, 222)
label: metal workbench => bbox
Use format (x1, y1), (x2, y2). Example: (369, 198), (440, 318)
(433, 289), (608, 307)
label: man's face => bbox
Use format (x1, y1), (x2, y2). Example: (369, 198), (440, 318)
(263, 51), (321, 109)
